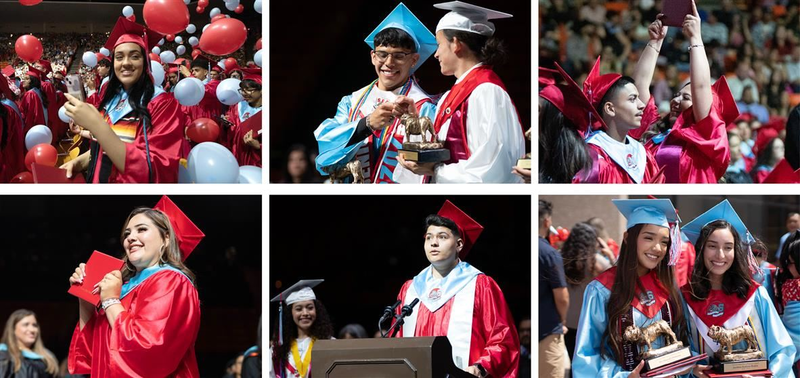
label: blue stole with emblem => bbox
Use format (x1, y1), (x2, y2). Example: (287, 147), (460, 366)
(120, 264), (192, 300)
(412, 261), (482, 312)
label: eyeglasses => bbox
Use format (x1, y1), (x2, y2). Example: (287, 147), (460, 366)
(373, 50), (414, 63)
(238, 87), (256, 95)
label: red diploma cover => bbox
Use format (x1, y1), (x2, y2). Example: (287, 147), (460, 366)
(240, 110), (262, 136)
(661, 0), (693, 27)
(31, 163), (85, 183)
(67, 250), (124, 306)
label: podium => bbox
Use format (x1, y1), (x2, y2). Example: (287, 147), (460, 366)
(310, 336), (474, 377)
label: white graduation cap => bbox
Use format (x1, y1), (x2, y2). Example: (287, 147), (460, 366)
(270, 279), (324, 306)
(433, 1), (513, 37)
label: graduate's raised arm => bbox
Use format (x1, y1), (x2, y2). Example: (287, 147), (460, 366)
(632, 14), (667, 106)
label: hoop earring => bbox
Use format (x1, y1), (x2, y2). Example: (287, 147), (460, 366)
(159, 244), (168, 265)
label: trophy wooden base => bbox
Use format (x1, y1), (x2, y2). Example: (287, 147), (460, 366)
(516, 158), (531, 170)
(713, 357), (768, 373)
(641, 344), (692, 372)
(399, 148), (451, 163)
(706, 369), (772, 378)
(641, 353), (707, 377)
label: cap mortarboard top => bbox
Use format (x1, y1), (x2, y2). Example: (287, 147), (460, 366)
(613, 199), (680, 230)
(153, 196), (205, 261)
(270, 279), (324, 305)
(437, 200), (484, 259)
(434, 1), (513, 36)
(682, 200), (754, 246)
(365, 3), (437, 73)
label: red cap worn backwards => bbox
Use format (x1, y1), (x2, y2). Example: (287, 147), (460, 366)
(153, 196), (205, 261)
(539, 62), (606, 136)
(437, 200), (484, 259)
(96, 52), (111, 64)
(241, 67), (262, 85)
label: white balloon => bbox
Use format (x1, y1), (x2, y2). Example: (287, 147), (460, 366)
(184, 0), (190, 4)
(216, 78), (243, 105)
(58, 106), (71, 123)
(226, 14), (231, 18)
(203, 24), (210, 33)
(99, 47), (110, 57)
(209, 7), (221, 17)
(217, 60), (226, 70)
(254, 49), (262, 67)
(254, 0), (262, 14)
(174, 78), (205, 106)
(175, 36), (183, 44)
(225, 0), (238, 11)
(237, 166), (262, 184)
(159, 50), (176, 64)
(122, 5), (134, 17)
(150, 61), (165, 87)
(82, 51), (97, 68)
(25, 125), (52, 150)
(151, 46), (161, 55)
(187, 142), (240, 183)
(189, 36), (199, 46)
(176, 45), (186, 55)
(158, 38), (165, 46)
(186, 24), (196, 34)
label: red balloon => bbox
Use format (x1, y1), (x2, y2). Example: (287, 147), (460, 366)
(149, 52), (161, 63)
(19, 0), (43, 5)
(166, 34), (175, 42)
(234, 4), (244, 13)
(254, 38), (262, 51)
(24, 144), (58, 171)
(196, 5), (205, 13)
(210, 14), (226, 23)
(198, 0), (208, 7)
(10, 172), (33, 183)
(186, 118), (220, 143)
(224, 57), (237, 69)
(199, 18), (247, 56)
(143, 0), (190, 35)
(191, 49), (202, 59)
(127, 14), (136, 22)
(15, 35), (43, 63)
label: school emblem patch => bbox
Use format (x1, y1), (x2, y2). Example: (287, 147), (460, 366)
(639, 290), (655, 306)
(428, 288), (442, 301)
(626, 153), (638, 170)
(707, 302), (724, 317)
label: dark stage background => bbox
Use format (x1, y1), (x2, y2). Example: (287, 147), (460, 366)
(0, 195), (262, 377)
(269, 195), (531, 342)
(269, 0), (532, 182)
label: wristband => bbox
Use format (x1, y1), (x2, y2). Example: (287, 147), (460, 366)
(101, 298), (121, 311)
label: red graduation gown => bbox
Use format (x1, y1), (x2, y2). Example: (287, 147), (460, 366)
(0, 104), (25, 182)
(182, 80), (223, 137)
(395, 274), (520, 377)
(42, 81), (67, 144)
(18, 90), (47, 135)
(226, 102), (261, 167)
(90, 92), (188, 183)
(68, 270), (201, 378)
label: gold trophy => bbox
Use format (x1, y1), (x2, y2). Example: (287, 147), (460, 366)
(397, 114), (451, 163)
(623, 320), (692, 373)
(708, 325), (768, 374)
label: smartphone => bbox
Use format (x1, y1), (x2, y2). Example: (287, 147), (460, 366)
(64, 74), (86, 102)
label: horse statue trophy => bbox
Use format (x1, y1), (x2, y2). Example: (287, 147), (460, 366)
(397, 113), (450, 163)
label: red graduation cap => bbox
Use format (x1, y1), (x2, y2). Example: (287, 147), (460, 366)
(95, 52), (111, 64)
(539, 67), (559, 86)
(753, 127), (779, 158)
(2, 65), (14, 78)
(210, 64), (223, 73)
(26, 65), (44, 79)
(153, 196), (205, 261)
(167, 63), (181, 74)
(104, 16), (164, 55)
(539, 62), (606, 136)
(225, 60), (243, 76)
(583, 56), (622, 113)
(763, 159), (800, 183)
(37, 59), (52, 75)
(437, 200), (483, 259)
(241, 67), (262, 85)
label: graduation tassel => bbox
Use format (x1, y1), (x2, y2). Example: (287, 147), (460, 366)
(746, 231), (762, 276)
(668, 221), (682, 266)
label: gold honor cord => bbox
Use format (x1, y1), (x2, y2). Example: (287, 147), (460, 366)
(291, 338), (315, 377)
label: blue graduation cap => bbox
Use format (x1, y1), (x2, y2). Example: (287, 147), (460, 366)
(682, 200), (754, 246)
(364, 3), (437, 73)
(613, 198), (682, 266)
(612, 199), (680, 230)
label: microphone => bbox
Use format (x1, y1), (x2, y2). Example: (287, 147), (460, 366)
(379, 300), (402, 324)
(400, 298), (419, 318)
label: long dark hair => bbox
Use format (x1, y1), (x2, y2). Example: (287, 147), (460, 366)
(27, 76), (49, 109)
(442, 29), (507, 66)
(274, 300), (333, 367)
(687, 220), (752, 300)
(119, 207), (196, 283)
(98, 45), (155, 131)
(777, 231), (800, 307)
(603, 224), (687, 361)
(562, 222), (598, 286)
(538, 99), (591, 183)
(753, 137), (782, 169)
